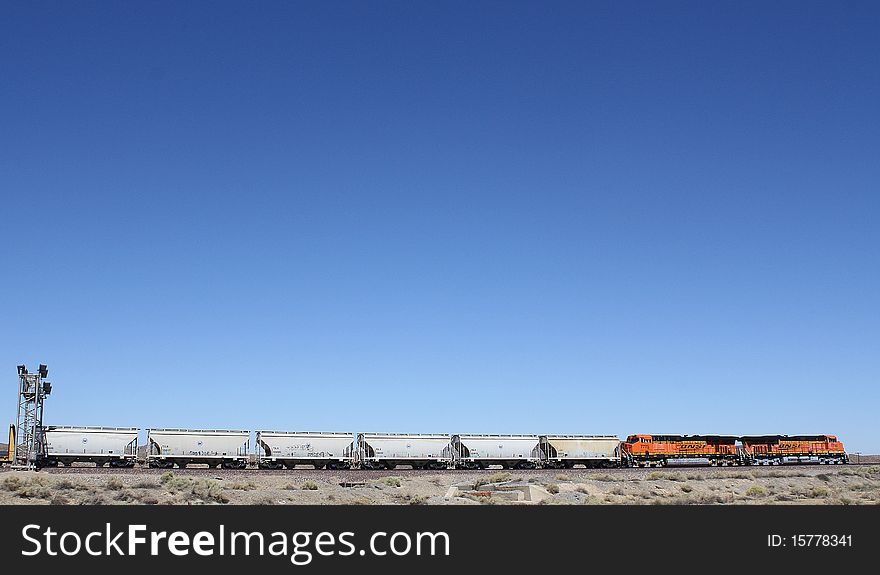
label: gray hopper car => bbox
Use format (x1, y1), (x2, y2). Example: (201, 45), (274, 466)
(453, 434), (543, 469)
(147, 428), (249, 469)
(43, 426), (138, 468)
(540, 435), (621, 468)
(357, 433), (454, 470)
(257, 431), (354, 469)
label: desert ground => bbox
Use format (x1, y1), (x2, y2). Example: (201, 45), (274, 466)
(1, 463), (878, 505)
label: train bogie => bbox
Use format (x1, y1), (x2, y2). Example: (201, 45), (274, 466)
(257, 431), (354, 469)
(147, 428), (249, 469)
(43, 426), (138, 468)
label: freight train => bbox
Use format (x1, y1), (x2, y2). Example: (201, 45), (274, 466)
(9, 426), (847, 470)
(622, 434), (848, 466)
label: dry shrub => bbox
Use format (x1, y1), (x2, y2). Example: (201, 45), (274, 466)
(107, 478), (125, 491)
(50, 494), (71, 505)
(592, 474), (616, 482)
(158, 475), (227, 504)
(160, 474), (194, 493)
(839, 466), (880, 479)
(698, 493), (733, 504)
(746, 485), (767, 497)
(729, 472), (754, 480)
(811, 486), (830, 498)
(55, 479), (85, 490)
(381, 477), (401, 488)
(15, 477), (51, 499)
(82, 494), (107, 505)
(487, 472), (512, 484)
(188, 479), (228, 503)
(114, 490), (137, 502)
(2, 475), (23, 491)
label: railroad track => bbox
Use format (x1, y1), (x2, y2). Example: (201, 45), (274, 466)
(16, 461), (877, 480)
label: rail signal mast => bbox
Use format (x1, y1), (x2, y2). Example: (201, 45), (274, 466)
(13, 364), (52, 469)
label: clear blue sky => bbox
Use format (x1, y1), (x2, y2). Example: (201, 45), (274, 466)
(2, 2), (878, 451)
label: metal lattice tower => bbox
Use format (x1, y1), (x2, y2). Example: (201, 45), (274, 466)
(13, 364), (52, 469)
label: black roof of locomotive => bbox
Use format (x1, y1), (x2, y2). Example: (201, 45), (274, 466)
(740, 435), (833, 442)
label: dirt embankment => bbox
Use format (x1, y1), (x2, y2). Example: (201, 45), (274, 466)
(1, 464), (878, 505)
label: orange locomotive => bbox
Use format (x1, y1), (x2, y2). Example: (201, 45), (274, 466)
(740, 435), (847, 465)
(622, 434), (741, 467)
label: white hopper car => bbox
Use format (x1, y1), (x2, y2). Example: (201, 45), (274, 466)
(540, 435), (621, 468)
(28, 426), (627, 469)
(454, 434), (543, 469)
(147, 428), (249, 469)
(43, 426), (138, 468)
(257, 431), (354, 469)
(357, 433), (454, 470)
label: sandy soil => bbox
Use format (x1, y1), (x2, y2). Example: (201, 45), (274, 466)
(1, 464), (878, 505)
